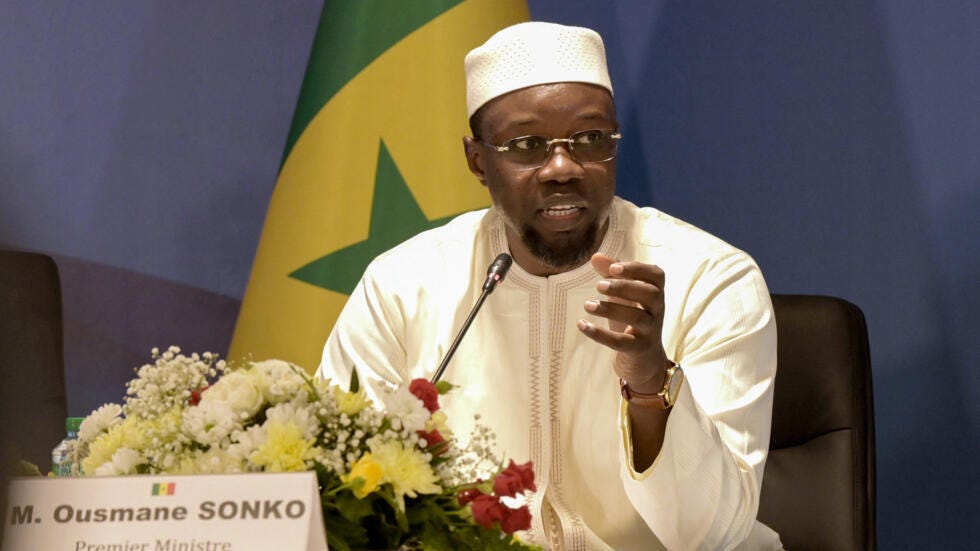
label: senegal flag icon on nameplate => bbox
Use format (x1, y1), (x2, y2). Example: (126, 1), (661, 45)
(151, 482), (176, 496)
(230, 0), (529, 370)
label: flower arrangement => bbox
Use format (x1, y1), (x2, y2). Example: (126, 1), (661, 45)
(71, 347), (540, 551)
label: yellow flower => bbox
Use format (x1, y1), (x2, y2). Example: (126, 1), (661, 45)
(370, 440), (440, 509)
(81, 417), (148, 474)
(82, 430), (123, 475)
(172, 448), (244, 475)
(173, 456), (199, 475)
(425, 410), (452, 438)
(343, 453), (384, 498)
(249, 421), (315, 472)
(155, 407), (184, 435)
(332, 386), (371, 416)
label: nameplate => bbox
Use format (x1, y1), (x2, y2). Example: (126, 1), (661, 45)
(2, 471), (328, 551)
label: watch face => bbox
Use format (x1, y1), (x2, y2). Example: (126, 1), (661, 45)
(667, 368), (684, 404)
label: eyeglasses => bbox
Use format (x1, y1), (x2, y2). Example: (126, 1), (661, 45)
(476, 129), (622, 170)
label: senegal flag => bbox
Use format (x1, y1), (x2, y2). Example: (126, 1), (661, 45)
(230, 1), (528, 370)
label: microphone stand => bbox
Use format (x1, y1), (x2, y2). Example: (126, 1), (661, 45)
(430, 253), (512, 384)
(429, 289), (491, 384)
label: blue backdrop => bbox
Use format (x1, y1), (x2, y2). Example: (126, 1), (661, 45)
(1, 1), (976, 548)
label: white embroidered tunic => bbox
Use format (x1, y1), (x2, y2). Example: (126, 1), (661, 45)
(318, 197), (782, 550)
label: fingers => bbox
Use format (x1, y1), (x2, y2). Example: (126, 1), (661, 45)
(592, 252), (665, 284)
(606, 260), (665, 288)
(584, 254), (671, 383)
(584, 299), (657, 337)
(590, 253), (616, 277)
(576, 318), (639, 351)
(581, 254), (666, 350)
(595, 278), (664, 315)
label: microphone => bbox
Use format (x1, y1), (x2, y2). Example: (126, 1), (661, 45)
(430, 253), (513, 383)
(483, 253), (514, 292)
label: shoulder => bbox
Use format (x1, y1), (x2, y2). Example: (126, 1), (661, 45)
(361, 208), (489, 285)
(614, 197), (756, 267)
(613, 198), (771, 319)
(613, 200), (774, 351)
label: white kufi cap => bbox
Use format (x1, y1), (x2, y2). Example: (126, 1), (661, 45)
(464, 22), (613, 118)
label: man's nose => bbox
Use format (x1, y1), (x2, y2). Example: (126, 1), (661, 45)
(536, 144), (585, 183)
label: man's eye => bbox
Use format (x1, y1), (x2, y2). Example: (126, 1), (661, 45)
(509, 136), (545, 151)
(573, 130), (604, 145)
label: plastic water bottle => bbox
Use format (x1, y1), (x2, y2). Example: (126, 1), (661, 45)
(51, 417), (84, 476)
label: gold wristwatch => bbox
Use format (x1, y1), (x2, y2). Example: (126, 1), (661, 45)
(619, 361), (684, 410)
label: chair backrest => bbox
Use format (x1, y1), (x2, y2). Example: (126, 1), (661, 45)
(0, 251), (68, 472)
(759, 294), (876, 550)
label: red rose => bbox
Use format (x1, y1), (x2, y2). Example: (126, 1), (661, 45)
(416, 429), (447, 455)
(493, 470), (523, 497)
(500, 505), (532, 534)
(470, 494), (505, 529)
(409, 378), (440, 412)
(457, 487), (484, 507)
(493, 460), (537, 497)
(189, 385), (209, 406)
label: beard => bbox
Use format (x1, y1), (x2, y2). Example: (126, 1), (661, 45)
(519, 220), (600, 270)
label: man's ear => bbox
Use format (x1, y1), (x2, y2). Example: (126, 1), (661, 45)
(462, 136), (487, 186)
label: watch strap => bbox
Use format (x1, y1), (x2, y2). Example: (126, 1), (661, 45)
(620, 362), (680, 410)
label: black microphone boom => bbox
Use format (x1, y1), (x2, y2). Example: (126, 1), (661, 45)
(430, 253), (513, 383)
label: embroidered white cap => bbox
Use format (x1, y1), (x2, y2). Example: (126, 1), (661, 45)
(464, 22), (613, 118)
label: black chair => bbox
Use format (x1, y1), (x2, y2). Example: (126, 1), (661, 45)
(0, 251), (68, 472)
(759, 294), (876, 550)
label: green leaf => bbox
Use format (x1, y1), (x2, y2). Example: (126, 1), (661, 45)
(287, 361), (321, 399)
(335, 491), (374, 524)
(349, 367), (360, 393)
(322, 490), (379, 550)
(434, 380), (455, 395)
(15, 460), (43, 477)
(376, 487), (409, 533)
(322, 517), (365, 551)
(419, 523), (456, 551)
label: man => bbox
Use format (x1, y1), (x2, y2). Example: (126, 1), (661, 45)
(319, 22), (782, 550)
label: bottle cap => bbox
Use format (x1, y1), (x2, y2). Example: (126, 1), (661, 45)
(66, 417), (85, 432)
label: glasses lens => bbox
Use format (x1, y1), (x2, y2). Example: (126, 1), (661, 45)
(570, 130), (618, 163)
(501, 135), (549, 166)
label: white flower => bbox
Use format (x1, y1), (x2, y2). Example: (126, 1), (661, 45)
(250, 359), (307, 404)
(174, 448), (245, 475)
(227, 424), (267, 462)
(199, 370), (265, 419)
(377, 383), (430, 434)
(79, 403), (123, 442)
(182, 401), (239, 446)
(265, 399), (319, 440)
(93, 447), (143, 476)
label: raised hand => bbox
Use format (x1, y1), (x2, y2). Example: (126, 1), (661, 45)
(577, 252), (670, 392)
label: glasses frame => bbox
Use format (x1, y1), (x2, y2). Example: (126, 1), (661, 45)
(476, 129), (622, 171)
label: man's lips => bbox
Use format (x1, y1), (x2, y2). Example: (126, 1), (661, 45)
(539, 204), (585, 219)
(535, 200), (589, 233)
(538, 195), (588, 218)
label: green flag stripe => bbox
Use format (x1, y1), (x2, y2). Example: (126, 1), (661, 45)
(282, 0), (464, 163)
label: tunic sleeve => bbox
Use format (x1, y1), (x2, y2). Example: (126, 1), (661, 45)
(316, 262), (410, 398)
(618, 251), (777, 551)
